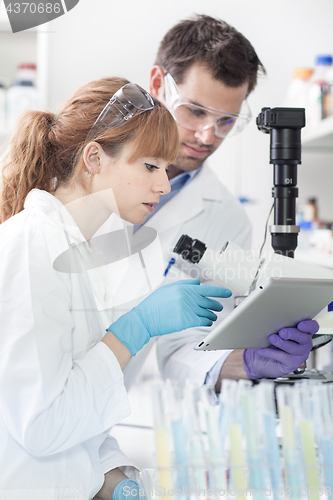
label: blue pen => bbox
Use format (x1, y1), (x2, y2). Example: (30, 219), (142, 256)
(163, 257), (175, 276)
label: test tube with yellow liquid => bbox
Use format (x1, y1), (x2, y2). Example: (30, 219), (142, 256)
(152, 383), (173, 500)
(295, 382), (321, 500)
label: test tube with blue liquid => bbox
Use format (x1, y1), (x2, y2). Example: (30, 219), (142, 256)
(183, 380), (207, 500)
(200, 386), (227, 495)
(165, 380), (189, 500)
(255, 382), (283, 499)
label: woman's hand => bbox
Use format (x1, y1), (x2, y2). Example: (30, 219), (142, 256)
(93, 468), (128, 500)
(107, 279), (232, 356)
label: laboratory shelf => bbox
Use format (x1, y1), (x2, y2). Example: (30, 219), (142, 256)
(302, 116), (333, 150)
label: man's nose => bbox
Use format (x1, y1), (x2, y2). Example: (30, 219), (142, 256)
(194, 125), (215, 145)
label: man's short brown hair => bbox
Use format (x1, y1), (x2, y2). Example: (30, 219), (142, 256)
(155, 14), (266, 95)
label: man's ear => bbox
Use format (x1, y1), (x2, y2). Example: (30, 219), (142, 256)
(83, 142), (102, 175)
(149, 66), (165, 101)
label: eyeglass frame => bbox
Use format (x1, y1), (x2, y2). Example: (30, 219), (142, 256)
(163, 73), (252, 139)
(86, 83), (154, 142)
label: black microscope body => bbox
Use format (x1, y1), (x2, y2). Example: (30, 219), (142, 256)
(256, 107), (306, 258)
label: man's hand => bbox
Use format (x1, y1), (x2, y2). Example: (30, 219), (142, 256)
(243, 319), (319, 380)
(215, 350), (249, 392)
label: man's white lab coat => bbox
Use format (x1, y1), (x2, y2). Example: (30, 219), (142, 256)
(0, 190), (135, 499)
(118, 165), (252, 389)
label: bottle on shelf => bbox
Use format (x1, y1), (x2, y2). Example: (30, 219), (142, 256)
(6, 63), (39, 133)
(297, 198), (319, 252)
(303, 197), (318, 224)
(306, 55), (333, 126)
(284, 67), (313, 108)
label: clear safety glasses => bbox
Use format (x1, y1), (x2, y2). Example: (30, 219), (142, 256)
(86, 83), (154, 142)
(164, 73), (252, 139)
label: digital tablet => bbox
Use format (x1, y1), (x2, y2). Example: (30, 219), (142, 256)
(194, 277), (333, 351)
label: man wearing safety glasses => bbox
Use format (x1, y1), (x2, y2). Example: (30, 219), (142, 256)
(125, 15), (317, 393)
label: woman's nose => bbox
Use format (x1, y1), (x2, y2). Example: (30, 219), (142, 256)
(154, 169), (171, 195)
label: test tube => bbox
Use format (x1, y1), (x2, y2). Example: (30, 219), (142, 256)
(165, 379), (189, 498)
(239, 380), (265, 500)
(220, 380), (247, 500)
(313, 382), (333, 493)
(276, 384), (302, 499)
(200, 386), (227, 495)
(255, 382), (283, 499)
(295, 382), (321, 500)
(152, 382), (173, 499)
(183, 380), (207, 500)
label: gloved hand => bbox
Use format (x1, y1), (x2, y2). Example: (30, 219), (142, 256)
(113, 479), (142, 500)
(243, 319), (319, 380)
(108, 279), (232, 356)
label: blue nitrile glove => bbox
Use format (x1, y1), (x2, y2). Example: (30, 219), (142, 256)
(108, 279), (232, 356)
(113, 479), (142, 500)
(243, 319), (319, 380)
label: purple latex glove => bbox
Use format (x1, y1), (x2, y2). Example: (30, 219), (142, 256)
(243, 319), (319, 380)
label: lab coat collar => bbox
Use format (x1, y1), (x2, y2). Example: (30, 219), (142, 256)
(25, 189), (87, 245)
(135, 165), (222, 235)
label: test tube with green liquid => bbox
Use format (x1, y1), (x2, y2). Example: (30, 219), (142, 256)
(239, 380), (264, 500)
(313, 383), (333, 493)
(220, 380), (247, 499)
(295, 382), (320, 500)
(276, 384), (302, 500)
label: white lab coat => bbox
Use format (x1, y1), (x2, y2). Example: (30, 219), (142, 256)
(114, 165), (252, 389)
(0, 190), (136, 499)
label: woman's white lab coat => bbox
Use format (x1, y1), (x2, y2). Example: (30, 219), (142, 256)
(0, 190), (135, 499)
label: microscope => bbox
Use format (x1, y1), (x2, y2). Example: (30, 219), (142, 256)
(173, 107), (333, 380)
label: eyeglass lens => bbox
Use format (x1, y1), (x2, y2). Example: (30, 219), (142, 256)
(173, 104), (241, 138)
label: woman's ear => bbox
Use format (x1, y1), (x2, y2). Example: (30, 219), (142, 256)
(149, 66), (165, 101)
(83, 142), (101, 175)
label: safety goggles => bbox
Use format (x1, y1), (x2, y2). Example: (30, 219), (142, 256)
(86, 83), (154, 142)
(164, 73), (252, 139)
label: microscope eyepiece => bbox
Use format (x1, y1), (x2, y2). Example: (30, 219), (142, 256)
(173, 234), (206, 263)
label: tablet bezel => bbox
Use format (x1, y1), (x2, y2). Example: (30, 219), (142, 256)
(194, 277), (333, 351)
